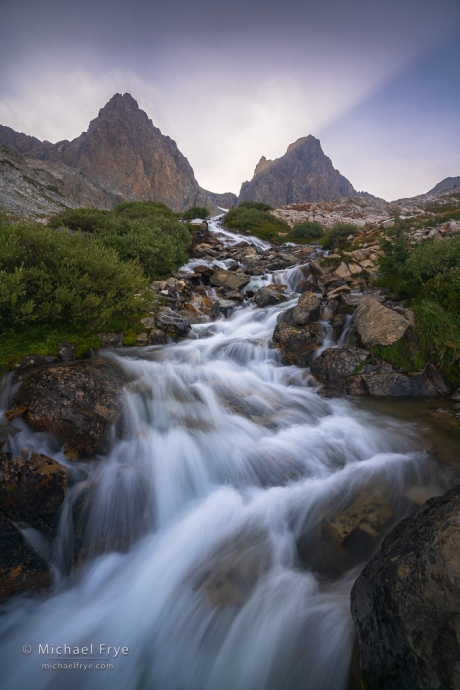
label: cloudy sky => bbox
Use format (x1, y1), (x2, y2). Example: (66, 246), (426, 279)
(1, 0), (459, 200)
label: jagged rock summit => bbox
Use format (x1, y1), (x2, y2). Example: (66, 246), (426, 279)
(0, 93), (221, 216)
(238, 135), (357, 207)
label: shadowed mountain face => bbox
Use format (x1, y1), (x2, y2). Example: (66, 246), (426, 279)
(238, 135), (357, 206)
(428, 176), (460, 194)
(0, 94), (222, 215)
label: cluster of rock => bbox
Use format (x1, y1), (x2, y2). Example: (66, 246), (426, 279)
(271, 187), (460, 243)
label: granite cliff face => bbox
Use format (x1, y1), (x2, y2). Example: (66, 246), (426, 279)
(238, 136), (357, 206)
(0, 93), (223, 216)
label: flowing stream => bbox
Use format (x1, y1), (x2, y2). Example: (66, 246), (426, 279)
(0, 217), (457, 690)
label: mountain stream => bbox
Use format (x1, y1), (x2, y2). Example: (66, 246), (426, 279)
(0, 217), (458, 690)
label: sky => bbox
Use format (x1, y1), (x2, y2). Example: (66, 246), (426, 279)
(1, 0), (459, 200)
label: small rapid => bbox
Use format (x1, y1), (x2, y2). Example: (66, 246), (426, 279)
(0, 217), (454, 690)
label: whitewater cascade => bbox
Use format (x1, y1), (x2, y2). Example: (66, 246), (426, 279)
(0, 217), (452, 690)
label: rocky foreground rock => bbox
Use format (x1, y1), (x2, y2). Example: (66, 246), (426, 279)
(0, 452), (66, 599)
(310, 346), (449, 397)
(351, 484), (460, 690)
(15, 358), (128, 457)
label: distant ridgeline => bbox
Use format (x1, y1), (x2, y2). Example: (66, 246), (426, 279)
(0, 92), (459, 220)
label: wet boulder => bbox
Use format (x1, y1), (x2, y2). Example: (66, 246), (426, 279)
(0, 452), (66, 600)
(353, 298), (410, 348)
(210, 267), (251, 291)
(272, 323), (323, 366)
(16, 358), (127, 457)
(254, 286), (288, 308)
(310, 345), (369, 382)
(351, 484), (460, 690)
(292, 292), (321, 325)
(0, 422), (20, 450)
(0, 453), (66, 534)
(311, 347), (449, 397)
(155, 308), (191, 337)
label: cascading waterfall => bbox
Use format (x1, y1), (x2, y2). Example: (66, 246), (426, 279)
(0, 217), (454, 690)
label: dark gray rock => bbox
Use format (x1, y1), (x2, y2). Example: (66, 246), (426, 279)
(210, 267), (251, 291)
(155, 308), (191, 337)
(0, 423), (20, 450)
(58, 341), (76, 361)
(351, 484), (460, 690)
(254, 287), (288, 308)
(16, 358), (127, 457)
(0, 452), (66, 600)
(14, 355), (57, 369)
(100, 333), (124, 348)
(292, 292), (321, 325)
(310, 346), (369, 382)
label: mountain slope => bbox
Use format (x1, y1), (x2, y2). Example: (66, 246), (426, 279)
(428, 176), (460, 194)
(238, 136), (357, 206)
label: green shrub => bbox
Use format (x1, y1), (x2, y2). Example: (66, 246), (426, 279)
(114, 200), (176, 219)
(412, 299), (460, 366)
(179, 205), (209, 220)
(0, 219), (149, 333)
(224, 204), (289, 239)
(321, 223), (360, 250)
(238, 201), (273, 212)
(49, 203), (191, 280)
(290, 221), (324, 239)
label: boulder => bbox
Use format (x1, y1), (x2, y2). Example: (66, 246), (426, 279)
(292, 292), (321, 325)
(351, 484), (460, 690)
(0, 422), (20, 449)
(311, 347), (449, 397)
(310, 346), (369, 382)
(272, 323), (323, 366)
(14, 355), (57, 369)
(334, 262), (352, 279)
(0, 452), (66, 600)
(100, 332), (124, 348)
(0, 453), (66, 534)
(210, 267), (251, 290)
(16, 358), (127, 457)
(57, 341), (76, 361)
(353, 298), (410, 348)
(155, 308), (191, 337)
(149, 329), (173, 345)
(254, 287), (288, 308)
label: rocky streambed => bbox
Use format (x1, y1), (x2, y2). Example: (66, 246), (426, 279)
(0, 215), (459, 689)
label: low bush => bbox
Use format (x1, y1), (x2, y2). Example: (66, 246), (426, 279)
(377, 228), (460, 376)
(224, 203), (289, 240)
(0, 218), (149, 334)
(290, 221), (324, 239)
(179, 205), (209, 220)
(321, 223), (360, 250)
(49, 203), (191, 280)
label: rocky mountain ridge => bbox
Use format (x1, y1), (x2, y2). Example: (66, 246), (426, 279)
(0, 94), (225, 217)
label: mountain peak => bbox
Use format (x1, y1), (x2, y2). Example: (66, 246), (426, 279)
(239, 135), (356, 205)
(286, 135), (317, 154)
(97, 93), (141, 119)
